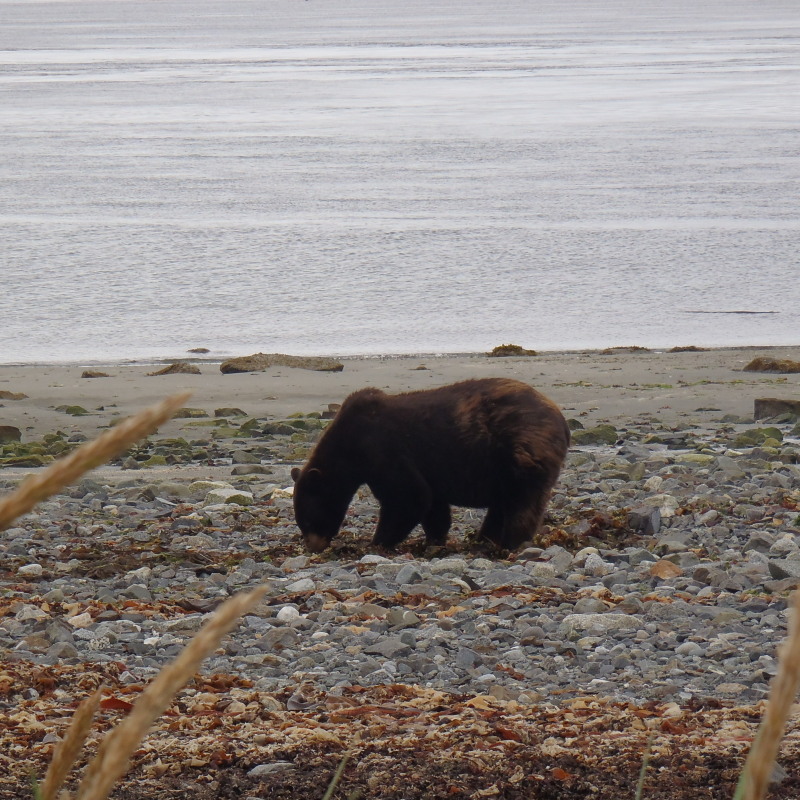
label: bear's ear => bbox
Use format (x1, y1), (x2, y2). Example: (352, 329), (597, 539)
(292, 467), (323, 487)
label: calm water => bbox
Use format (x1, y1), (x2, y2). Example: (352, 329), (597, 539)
(2, 0), (799, 363)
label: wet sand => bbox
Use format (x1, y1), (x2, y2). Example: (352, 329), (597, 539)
(1, 345), (798, 443)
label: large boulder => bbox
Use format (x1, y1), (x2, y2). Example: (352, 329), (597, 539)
(220, 353), (344, 374)
(0, 426), (21, 443)
(743, 357), (800, 374)
(754, 398), (800, 421)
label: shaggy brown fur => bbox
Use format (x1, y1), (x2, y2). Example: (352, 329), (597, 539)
(291, 378), (570, 552)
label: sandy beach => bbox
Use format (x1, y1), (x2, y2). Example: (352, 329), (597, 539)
(1, 345), (799, 445)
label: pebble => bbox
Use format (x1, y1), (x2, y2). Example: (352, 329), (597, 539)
(1, 413), (799, 707)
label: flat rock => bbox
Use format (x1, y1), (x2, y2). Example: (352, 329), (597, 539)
(220, 353), (344, 373)
(147, 362), (201, 376)
(364, 636), (413, 658)
(204, 488), (253, 506)
(560, 613), (638, 636)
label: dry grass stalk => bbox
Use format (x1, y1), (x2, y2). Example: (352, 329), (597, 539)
(0, 391), (191, 531)
(73, 585), (268, 800)
(40, 687), (104, 800)
(739, 589), (800, 800)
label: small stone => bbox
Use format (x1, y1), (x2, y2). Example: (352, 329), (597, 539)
(697, 510), (720, 526)
(248, 762), (296, 776)
(387, 608), (421, 628)
(47, 642), (80, 659)
(276, 606), (301, 622)
(16, 604), (49, 622)
(573, 597), (607, 614)
(643, 475), (663, 492)
(531, 562), (557, 579)
(560, 613), (638, 636)
(204, 488), (254, 506)
(716, 682), (748, 695)
(715, 455), (746, 480)
(429, 558), (468, 576)
(572, 424), (618, 445)
(364, 636), (413, 658)
(628, 506), (661, 535)
(768, 560), (800, 580)
(455, 647), (481, 668)
(642, 494), (679, 518)
(122, 584), (153, 602)
(215, 407), (248, 417)
(17, 563), (43, 578)
(231, 464), (272, 475)
(68, 613), (94, 629)
(286, 578), (315, 593)
(396, 564), (424, 584)
(584, 553), (612, 577)
(360, 554), (389, 564)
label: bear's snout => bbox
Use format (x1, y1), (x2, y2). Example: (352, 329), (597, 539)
(302, 532), (330, 553)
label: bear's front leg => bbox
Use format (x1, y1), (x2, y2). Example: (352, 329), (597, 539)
(421, 498), (451, 546)
(372, 500), (426, 549)
(369, 463), (432, 549)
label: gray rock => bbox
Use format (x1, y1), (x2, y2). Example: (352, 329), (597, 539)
(364, 636), (413, 658)
(768, 559), (800, 580)
(248, 762), (296, 776)
(396, 564), (424, 585)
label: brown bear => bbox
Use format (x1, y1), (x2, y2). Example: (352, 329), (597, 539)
(291, 377), (570, 553)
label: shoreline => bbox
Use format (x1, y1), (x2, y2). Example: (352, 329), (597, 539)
(1, 345), (799, 445)
(1, 341), (798, 370)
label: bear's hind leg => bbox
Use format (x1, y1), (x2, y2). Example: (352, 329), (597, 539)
(477, 506), (505, 546)
(421, 499), (451, 546)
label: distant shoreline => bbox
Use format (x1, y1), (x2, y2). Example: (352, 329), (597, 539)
(2, 342), (797, 371)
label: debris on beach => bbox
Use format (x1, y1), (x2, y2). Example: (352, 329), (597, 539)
(147, 362), (202, 376)
(743, 356), (800, 374)
(599, 345), (651, 354)
(486, 343), (538, 357)
(219, 353), (344, 374)
(81, 370), (111, 378)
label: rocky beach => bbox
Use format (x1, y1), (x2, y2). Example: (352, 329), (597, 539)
(2, 345), (800, 799)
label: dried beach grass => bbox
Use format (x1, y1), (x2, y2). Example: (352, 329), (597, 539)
(0, 391), (191, 531)
(737, 589), (800, 800)
(72, 585), (268, 800)
(40, 688), (104, 800)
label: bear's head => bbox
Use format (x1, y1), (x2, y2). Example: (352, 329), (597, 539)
(291, 466), (350, 553)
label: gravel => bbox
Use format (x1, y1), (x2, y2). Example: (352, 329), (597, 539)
(2, 412), (799, 707)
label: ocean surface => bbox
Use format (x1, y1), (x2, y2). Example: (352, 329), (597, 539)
(1, 0), (799, 364)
